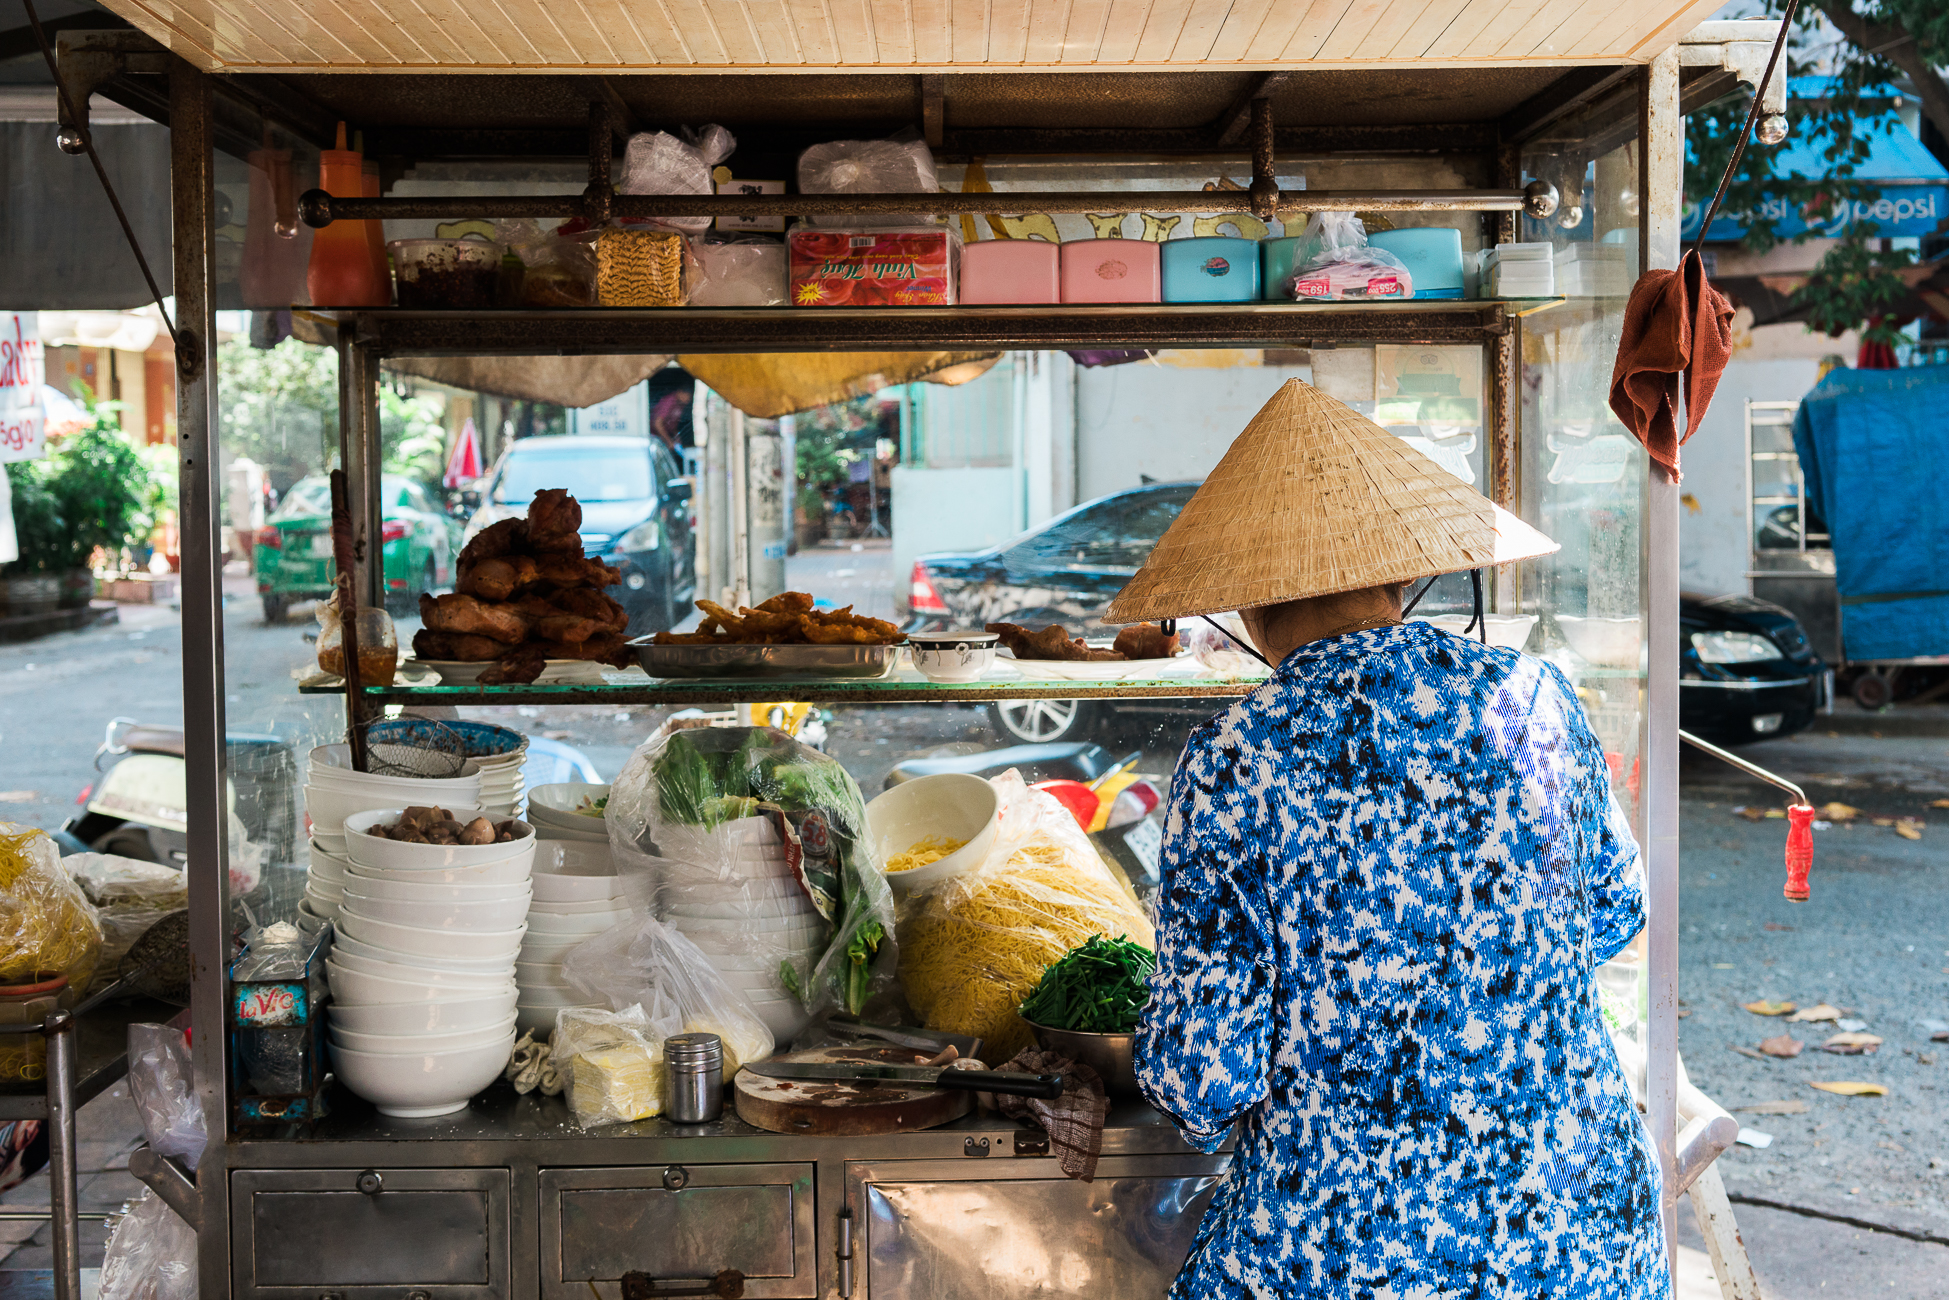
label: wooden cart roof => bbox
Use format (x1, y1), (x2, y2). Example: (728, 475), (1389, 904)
(95, 0), (1726, 75)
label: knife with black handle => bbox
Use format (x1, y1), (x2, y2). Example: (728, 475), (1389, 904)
(742, 1060), (1065, 1099)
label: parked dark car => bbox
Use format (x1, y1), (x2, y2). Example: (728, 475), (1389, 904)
(465, 435), (696, 635)
(911, 483), (1826, 746)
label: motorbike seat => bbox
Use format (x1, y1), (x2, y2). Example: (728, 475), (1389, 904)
(120, 725), (187, 757)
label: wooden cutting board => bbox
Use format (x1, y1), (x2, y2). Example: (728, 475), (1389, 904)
(733, 1045), (973, 1135)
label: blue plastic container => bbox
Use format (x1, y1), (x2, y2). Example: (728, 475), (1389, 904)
(1260, 235), (1314, 300)
(1369, 228), (1465, 299)
(1160, 237), (1262, 303)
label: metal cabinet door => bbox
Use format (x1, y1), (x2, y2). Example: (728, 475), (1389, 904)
(540, 1163), (817, 1299)
(845, 1155), (1227, 1300)
(231, 1167), (510, 1300)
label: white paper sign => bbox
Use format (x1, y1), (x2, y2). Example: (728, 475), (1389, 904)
(0, 314), (45, 464)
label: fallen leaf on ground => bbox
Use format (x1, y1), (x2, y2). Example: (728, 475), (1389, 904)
(1818, 802), (1863, 822)
(1895, 820), (1923, 840)
(1735, 1099), (1810, 1115)
(1822, 1032), (1883, 1054)
(1763, 922), (1795, 932)
(1730, 1046), (1769, 1060)
(1930, 799), (1949, 810)
(1745, 1000), (1796, 1016)
(1836, 1018), (1867, 1032)
(1810, 1081), (1887, 1096)
(1759, 1034), (1805, 1058)
(1677, 1007), (1692, 1018)
(1735, 806), (1764, 821)
(1878, 1140), (1905, 1153)
(1788, 1004), (1842, 1023)
(1764, 809), (1786, 819)
(1871, 817), (1896, 827)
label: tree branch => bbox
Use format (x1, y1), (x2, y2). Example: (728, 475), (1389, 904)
(1811, 0), (1949, 145)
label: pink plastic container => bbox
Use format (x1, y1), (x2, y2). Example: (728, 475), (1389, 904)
(959, 240), (1060, 304)
(1060, 239), (1161, 304)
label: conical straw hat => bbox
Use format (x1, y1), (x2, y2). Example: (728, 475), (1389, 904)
(1106, 379), (1558, 624)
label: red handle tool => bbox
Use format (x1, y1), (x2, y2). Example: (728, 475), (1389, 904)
(1783, 803), (1814, 902)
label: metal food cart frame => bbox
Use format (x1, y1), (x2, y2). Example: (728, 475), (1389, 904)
(39, 23), (1786, 1296)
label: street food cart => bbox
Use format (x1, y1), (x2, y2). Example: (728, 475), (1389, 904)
(38, 8), (1791, 1297)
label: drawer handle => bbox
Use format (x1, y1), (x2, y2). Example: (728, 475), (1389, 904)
(620, 1270), (744, 1299)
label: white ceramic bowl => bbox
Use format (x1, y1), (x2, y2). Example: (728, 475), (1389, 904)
(518, 935), (584, 961)
(296, 895), (335, 926)
(335, 909), (527, 961)
(527, 895), (628, 916)
(331, 992), (517, 1036)
(532, 868), (621, 906)
(536, 826), (610, 845)
(331, 930), (518, 974)
(906, 631), (1001, 684)
(308, 839), (351, 876)
(668, 910), (830, 936)
(336, 873), (531, 904)
(522, 909), (629, 938)
(329, 1013), (519, 1056)
(331, 1032), (516, 1117)
(866, 774), (1000, 894)
(307, 765), (482, 803)
(1555, 615), (1643, 668)
(679, 928), (826, 959)
(343, 808), (537, 872)
(515, 984), (584, 1008)
(304, 876), (345, 899)
(330, 949), (514, 990)
(513, 961), (572, 988)
(345, 856), (534, 887)
(528, 782), (611, 819)
(1410, 613), (1540, 652)
(339, 889), (533, 932)
(303, 784), (403, 838)
(326, 958), (514, 1006)
(527, 801), (602, 826)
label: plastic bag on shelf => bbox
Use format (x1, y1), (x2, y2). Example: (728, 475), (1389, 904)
(797, 137), (939, 227)
(98, 1190), (196, 1300)
(0, 824), (101, 990)
(620, 125), (737, 234)
(67, 854), (186, 992)
(561, 913), (773, 1075)
(127, 1023), (204, 1172)
(608, 724), (897, 1024)
(1283, 212), (1414, 300)
(689, 238), (789, 307)
(897, 770), (1155, 1058)
(496, 217), (597, 307)
(550, 1003), (673, 1128)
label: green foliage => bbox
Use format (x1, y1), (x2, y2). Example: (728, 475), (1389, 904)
(794, 395), (879, 490)
(4, 386), (158, 574)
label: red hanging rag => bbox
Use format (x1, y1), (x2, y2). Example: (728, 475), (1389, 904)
(1607, 250), (1736, 481)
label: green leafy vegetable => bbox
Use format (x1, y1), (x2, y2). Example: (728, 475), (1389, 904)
(1018, 935), (1156, 1034)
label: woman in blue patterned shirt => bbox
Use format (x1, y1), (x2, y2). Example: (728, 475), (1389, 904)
(1106, 380), (1668, 1300)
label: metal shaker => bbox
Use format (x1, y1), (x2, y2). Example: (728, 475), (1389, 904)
(665, 1032), (725, 1123)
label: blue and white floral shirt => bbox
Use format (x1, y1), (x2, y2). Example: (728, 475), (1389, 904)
(1138, 622), (1667, 1300)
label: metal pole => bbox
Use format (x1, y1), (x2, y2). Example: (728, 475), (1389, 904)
(1640, 47), (1685, 1273)
(729, 406), (751, 609)
(339, 328), (384, 611)
(166, 60), (229, 1300)
(44, 1012), (78, 1300)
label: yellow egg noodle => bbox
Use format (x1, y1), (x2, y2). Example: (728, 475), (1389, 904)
(885, 836), (968, 874)
(0, 825), (102, 989)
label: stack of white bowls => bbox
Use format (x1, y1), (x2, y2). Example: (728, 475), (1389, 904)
(526, 783), (610, 843)
(471, 746), (526, 819)
(324, 806), (533, 1118)
(651, 816), (830, 1042)
(516, 840), (628, 1037)
(361, 720), (530, 819)
(304, 743), (483, 853)
(302, 838), (352, 923)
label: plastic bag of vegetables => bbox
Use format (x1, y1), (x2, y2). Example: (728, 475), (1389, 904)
(0, 824), (102, 990)
(608, 725), (896, 1033)
(896, 771), (1154, 1058)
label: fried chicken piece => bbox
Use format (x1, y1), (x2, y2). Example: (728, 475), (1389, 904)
(985, 621), (1124, 661)
(535, 554), (620, 589)
(754, 591), (816, 615)
(477, 645), (548, 685)
(547, 587), (628, 632)
(697, 599), (745, 637)
(456, 518), (527, 571)
(420, 592), (532, 644)
(458, 555), (539, 602)
(1112, 622), (1181, 661)
(525, 488), (583, 553)
(412, 628), (512, 663)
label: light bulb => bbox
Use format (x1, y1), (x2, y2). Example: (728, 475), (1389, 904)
(1756, 114), (1789, 146)
(1556, 204), (1585, 230)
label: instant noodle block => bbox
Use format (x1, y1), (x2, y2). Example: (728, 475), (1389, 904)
(1059, 239), (1160, 304)
(1160, 236), (1262, 303)
(958, 240), (1059, 304)
(788, 228), (957, 306)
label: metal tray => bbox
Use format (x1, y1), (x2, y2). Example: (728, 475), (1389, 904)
(631, 640), (901, 679)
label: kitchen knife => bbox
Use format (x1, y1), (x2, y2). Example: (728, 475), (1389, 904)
(742, 1060), (1065, 1099)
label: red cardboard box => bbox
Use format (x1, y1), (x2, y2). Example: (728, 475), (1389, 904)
(788, 228), (957, 306)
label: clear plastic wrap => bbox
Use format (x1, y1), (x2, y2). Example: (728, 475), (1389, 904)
(896, 771), (1154, 1059)
(495, 218), (597, 307)
(98, 1190), (196, 1300)
(68, 854), (186, 992)
(549, 1003), (672, 1128)
(690, 239), (789, 307)
(1283, 212), (1414, 301)
(560, 913), (773, 1074)
(797, 138), (939, 228)
(127, 1024), (204, 1172)
(0, 824), (101, 989)
(620, 126), (737, 235)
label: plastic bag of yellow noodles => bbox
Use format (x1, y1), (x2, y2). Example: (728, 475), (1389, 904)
(896, 771), (1153, 1058)
(0, 824), (102, 990)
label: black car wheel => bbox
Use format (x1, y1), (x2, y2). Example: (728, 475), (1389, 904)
(261, 593), (289, 623)
(989, 698), (1098, 744)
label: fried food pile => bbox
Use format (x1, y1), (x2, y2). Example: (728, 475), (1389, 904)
(986, 620), (1181, 662)
(651, 591), (905, 645)
(413, 488), (634, 685)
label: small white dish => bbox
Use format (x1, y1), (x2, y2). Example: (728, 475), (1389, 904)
(906, 631), (1001, 683)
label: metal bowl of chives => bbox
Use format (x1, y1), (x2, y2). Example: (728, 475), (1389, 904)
(1021, 1020), (1141, 1097)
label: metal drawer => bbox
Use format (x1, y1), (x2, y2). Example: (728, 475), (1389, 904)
(844, 1155), (1227, 1300)
(540, 1163), (817, 1299)
(231, 1167), (510, 1300)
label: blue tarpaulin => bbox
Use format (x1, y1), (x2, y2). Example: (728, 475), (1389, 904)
(1793, 367), (1949, 661)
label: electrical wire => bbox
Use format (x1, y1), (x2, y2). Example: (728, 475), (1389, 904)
(1691, 0), (1801, 260)
(1200, 614), (1271, 668)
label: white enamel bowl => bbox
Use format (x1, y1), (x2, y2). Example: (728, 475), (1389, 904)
(522, 909), (629, 939)
(346, 856), (533, 887)
(528, 895), (627, 916)
(339, 889), (532, 932)
(662, 894), (816, 922)
(514, 961), (573, 988)
(326, 959), (514, 1006)
(336, 873), (531, 904)
(865, 774), (1000, 895)
(527, 782), (611, 818)
(334, 910), (526, 961)
(330, 950), (513, 990)
(329, 1013), (518, 1055)
(331, 931), (517, 974)
(331, 1033), (517, 1117)
(343, 808), (537, 872)
(330, 992), (516, 1036)
(308, 840), (351, 878)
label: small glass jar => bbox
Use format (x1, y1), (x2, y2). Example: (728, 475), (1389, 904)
(316, 606), (398, 685)
(664, 1032), (724, 1123)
